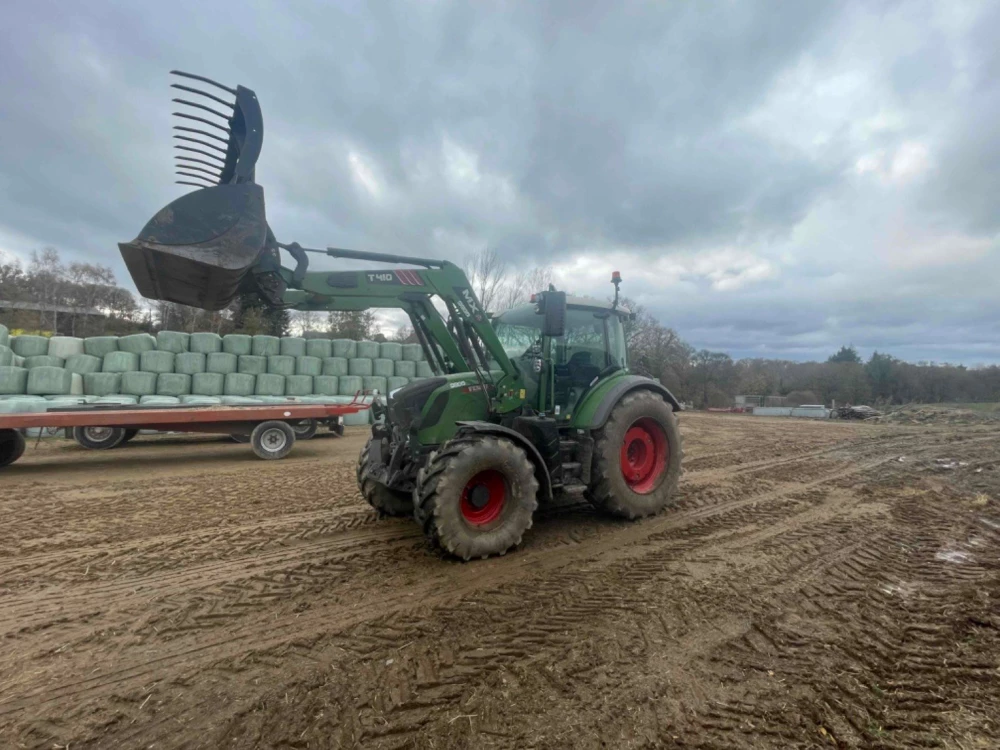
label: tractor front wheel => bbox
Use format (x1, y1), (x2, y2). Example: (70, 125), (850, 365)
(414, 434), (538, 560)
(357, 436), (413, 516)
(587, 390), (682, 519)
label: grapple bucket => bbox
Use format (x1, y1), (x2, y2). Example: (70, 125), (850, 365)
(119, 71), (268, 311)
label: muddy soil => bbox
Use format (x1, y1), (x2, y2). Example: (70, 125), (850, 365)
(0, 414), (998, 748)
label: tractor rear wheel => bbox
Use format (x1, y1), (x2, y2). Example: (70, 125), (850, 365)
(414, 434), (538, 560)
(587, 390), (682, 519)
(357, 436), (412, 516)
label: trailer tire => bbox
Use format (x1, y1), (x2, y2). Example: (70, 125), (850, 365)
(415, 434), (538, 560)
(122, 429), (140, 444)
(230, 433), (251, 443)
(357, 437), (412, 516)
(587, 390), (682, 519)
(250, 420), (295, 460)
(0, 429), (26, 468)
(291, 418), (318, 440)
(73, 426), (128, 451)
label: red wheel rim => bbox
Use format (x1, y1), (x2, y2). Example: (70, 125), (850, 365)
(460, 469), (508, 526)
(620, 417), (668, 494)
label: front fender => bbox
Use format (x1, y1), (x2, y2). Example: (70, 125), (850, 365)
(453, 421), (554, 500)
(574, 374), (681, 429)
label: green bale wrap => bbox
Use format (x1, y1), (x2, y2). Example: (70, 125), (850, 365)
(157, 372), (192, 396)
(0, 346), (12, 367)
(416, 361), (434, 378)
(48, 336), (84, 359)
(207, 352), (238, 374)
(140, 395), (179, 405)
(379, 342), (403, 361)
(70, 372), (83, 395)
(180, 395), (222, 405)
(223, 334), (252, 355)
(0, 398), (48, 414)
(356, 341), (380, 359)
(65, 353), (102, 375)
(121, 371), (157, 396)
(192, 372), (225, 396)
(156, 330), (190, 353)
(12, 355), (24, 367)
(221, 396), (262, 405)
(332, 339), (356, 358)
(224, 373), (256, 397)
(102, 350), (139, 373)
(338, 375), (363, 395)
(46, 395), (95, 404)
(27, 366), (73, 395)
(26, 355), (65, 369)
(252, 335), (280, 356)
(267, 355), (295, 376)
(372, 358), (394, 378)
(189, 332), (222, 354)
(296, 356), (322, 376)
(140, 350), (175, 374)
(343, 402), (371, 426)
(255, 396), (290, 404)
(313, 375), (339, 396)
(96, 394), (137, 404)
(285, 374), (313, 396)
(349, 358), (373, 376)
(255, 373), (285, 396)
(280, 337), (306, 357)
(394, 360), (416, 378)
(12, 335), (49, 357)
(83, 372), (122, 396)
(323, 357), (348, 377)
(0, 323), (8, 347)
(0, 366), (29, 394)
(238, 355), (267, 375)
(305, 339), (332, 359)
(175, 352), (206, 375)
(84, 336), (119, 358)
(362, 375), (387, 394)
(119, 333), (157, 354)
(388, 376), (409, 391)
(402, 343), (424, 361)
(409, 377), (424, 383)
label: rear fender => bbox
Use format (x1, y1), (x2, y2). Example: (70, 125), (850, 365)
(577, 375), (681, 430)
(454, 421), (553, 501)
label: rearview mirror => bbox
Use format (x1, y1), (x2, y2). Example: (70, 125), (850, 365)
(540, 291), (566, 337)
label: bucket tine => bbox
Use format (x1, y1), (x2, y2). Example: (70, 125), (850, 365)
(173, 112), (231, 134)
(173, 126), (229, 145)
(175, 170), (218, 186)
(174, 144), (226, 163)
(173, 135), (229, 155)
(176, 155), (223, 171)
(174, 163), (220, 180)
(170, 83), (235, 109)
(170, 70), (236, 95)
(172, 98), (232, 122)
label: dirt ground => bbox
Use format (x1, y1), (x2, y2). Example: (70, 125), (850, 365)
(1, 413), (998, 749)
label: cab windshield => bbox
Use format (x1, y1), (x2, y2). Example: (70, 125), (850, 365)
(493, 305), (628, 368)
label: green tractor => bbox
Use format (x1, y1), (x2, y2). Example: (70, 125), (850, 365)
(119, 71), (683, 559)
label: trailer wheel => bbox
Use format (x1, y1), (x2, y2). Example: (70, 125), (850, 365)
(250, 420), (295, 460)
(122, 429), (140, 444)
(415, 434), (538, 560)
(0, 429), (26, 468)
(230, 433), (251, 443)
(330, 419), (345, 437)
(73, 426), (128, 451)
(291, 418), (318, 440)
(587, 390), (682, 519)
(357, 436), (412, 516)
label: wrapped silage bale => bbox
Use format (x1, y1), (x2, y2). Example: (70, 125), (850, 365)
(252, 335), (280, 356)
(338, 375), (363, 395)
(65, 353), (102, 375)
(394, 360), (416, 378)
(280, 337), (306, 357)
(416, 361), (434, 378)
(70, 373), (83, 395)
(305, 339), (332, 359)
(121, 371), (158, 396)
(207, 352), (238, 374)
(189, 332), (222, 353)
(180, 395), (222, 405)
(0, 345), (12, 367)
(362, 375), (387, 394)
(25, 355), (65, 369)
(323, 357), (348, 377)
(349, 358), (373, 376)
(103, 351), (139, 373)
(119, 333), (156, 354)
(84, 372), (122, 396)
(141, 350), (175, 374)
(12, 335), (49, 358)
(156, 330), (190, 353)
(192, 372), (225, 396)
(157, 372), (191, 396)
(93, 395), (136, 405)
(402, 343), (424, 361)
(296, 356), (322, 376)
(372, 358), (394, 378)
(388, 376), (408, 392)
(0, 323), (8, 347)
(0, 398), (48, 414)
(356, 340), (380, 359)
(379, 342), (403, 361)
(12, 355), (24, 367)
(332, 339), (356, 358)
(175, 352), (206, 375)
(27, 366), (73, 395)
(45, 395), (95, 404)
(223, 334), (252, 355)
(48, 336), (84, 359)
(238, 354), (267, 375)
(224, 372), (256, 397)
(0, 366), (29, 394)
(285, 374), (313, 397)
(84, 336), (119, 358)
(313, 375), (339, 396)
(267, 355), (295, 376)
(255, 373), (285, 396)
(221, 395), (262, 405)
(140, 395), (180, 405)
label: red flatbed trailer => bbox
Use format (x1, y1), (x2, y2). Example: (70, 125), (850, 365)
(0, 398), (371, 468)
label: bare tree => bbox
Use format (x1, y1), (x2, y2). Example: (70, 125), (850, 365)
(391, 324), (414, 342)
(463, 247), (553, 313)
(293, 310), (325, 335)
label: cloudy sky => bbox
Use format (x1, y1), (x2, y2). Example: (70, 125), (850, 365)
(1, 0), (998, 364)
